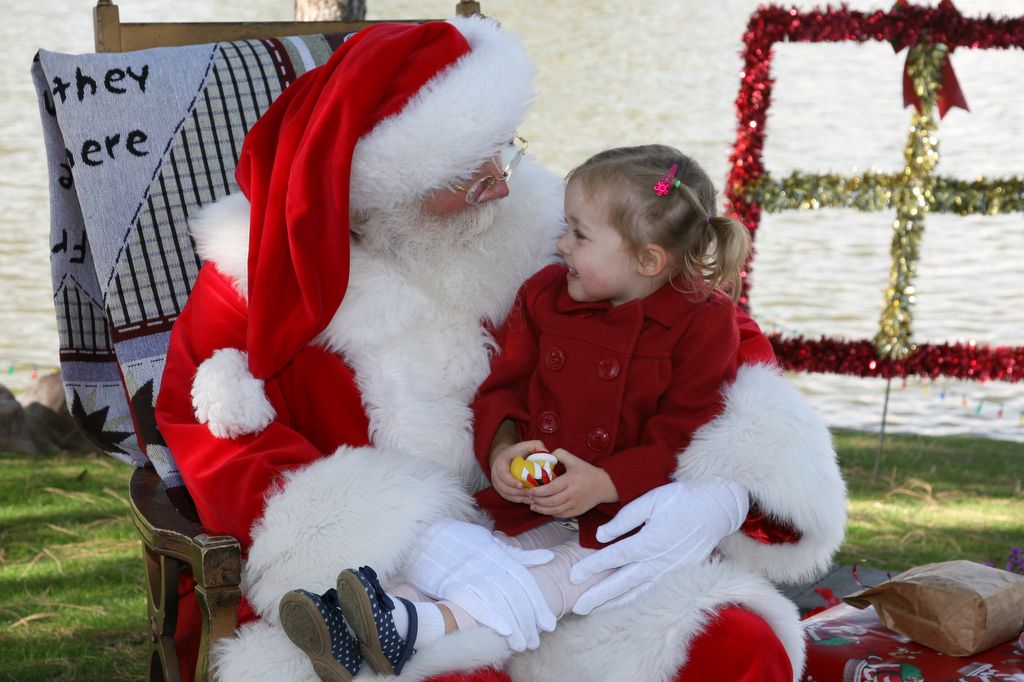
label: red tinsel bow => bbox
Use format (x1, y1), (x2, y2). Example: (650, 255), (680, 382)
(892, 0), (969, 119)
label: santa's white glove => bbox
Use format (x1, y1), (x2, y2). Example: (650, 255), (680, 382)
(405, 519), (556, 652)
(569, 476), (748, 615)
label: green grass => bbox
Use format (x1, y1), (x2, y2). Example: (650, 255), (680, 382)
(0, 431), (1021, 679)
(834, 428), (1023, 571)
(0, 452), (147, 681)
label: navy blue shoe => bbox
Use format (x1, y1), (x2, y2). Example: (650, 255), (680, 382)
(336, 566), (417, 675)
(279, 588), (362, 682)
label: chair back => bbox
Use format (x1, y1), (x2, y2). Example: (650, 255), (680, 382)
(33, 33), (370, 484)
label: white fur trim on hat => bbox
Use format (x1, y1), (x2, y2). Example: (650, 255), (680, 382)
(191, 348), (276, 439)
(188, 193), (251, 299)
(349, 15), (535, 212)
(675, 363), (847, 585)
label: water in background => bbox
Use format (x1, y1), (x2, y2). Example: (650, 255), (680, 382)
(2, 0), (1021, 442)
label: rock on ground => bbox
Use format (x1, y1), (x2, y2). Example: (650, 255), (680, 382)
(0, 372), (96, 455)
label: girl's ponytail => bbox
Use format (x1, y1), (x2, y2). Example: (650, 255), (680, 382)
(669, 180), (749, 303)
(703, 214), (750, 303)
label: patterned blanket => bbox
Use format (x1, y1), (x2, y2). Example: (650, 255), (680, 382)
(32, 34), (350, 484)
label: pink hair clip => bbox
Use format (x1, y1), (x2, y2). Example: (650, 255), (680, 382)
(653, 163), (681, 196)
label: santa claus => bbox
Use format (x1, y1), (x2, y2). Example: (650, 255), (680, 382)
(155, 15), (846, 682)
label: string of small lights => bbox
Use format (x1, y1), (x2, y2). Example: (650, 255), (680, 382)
(759, 319), (1023, 426)
(2, 359), (59, 380)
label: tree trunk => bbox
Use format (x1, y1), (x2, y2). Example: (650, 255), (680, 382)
(294, 0), (366, 21)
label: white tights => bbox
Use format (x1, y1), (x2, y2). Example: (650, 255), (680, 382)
(390, 521), (612, 632)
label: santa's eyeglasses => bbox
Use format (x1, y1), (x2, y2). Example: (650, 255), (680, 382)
(448, 134), (528, 205)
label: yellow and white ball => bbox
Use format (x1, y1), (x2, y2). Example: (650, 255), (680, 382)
(510, 452), (559, 487)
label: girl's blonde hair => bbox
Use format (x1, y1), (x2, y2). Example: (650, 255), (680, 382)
(565, 144), (750, 302)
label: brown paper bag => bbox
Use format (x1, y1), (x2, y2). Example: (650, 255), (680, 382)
(843, 560), (1024, 656)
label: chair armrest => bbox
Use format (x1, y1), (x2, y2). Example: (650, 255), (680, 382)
(129, 466), (241, 682)
(129, 466), (241, 592)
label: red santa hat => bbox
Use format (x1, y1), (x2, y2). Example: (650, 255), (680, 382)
(235, 17), (535, 381)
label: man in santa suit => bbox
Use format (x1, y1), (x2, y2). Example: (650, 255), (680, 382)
(155, 16), (846, 682)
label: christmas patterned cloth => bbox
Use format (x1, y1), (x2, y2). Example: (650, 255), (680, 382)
(802, 603), (1024, 681)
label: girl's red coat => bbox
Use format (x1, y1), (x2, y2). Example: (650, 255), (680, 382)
(474, 264), (749, 547)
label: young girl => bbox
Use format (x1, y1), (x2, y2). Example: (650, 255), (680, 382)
(279, 144), (753, 681)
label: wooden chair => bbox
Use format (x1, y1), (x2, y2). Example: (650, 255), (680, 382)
(36, 3), (480, 680)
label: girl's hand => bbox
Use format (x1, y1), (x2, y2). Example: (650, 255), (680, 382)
(527, 449), (618, 518)
(491, 439), (548, 505)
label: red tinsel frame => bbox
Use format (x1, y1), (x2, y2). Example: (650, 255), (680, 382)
(728, 3), (1024, 382)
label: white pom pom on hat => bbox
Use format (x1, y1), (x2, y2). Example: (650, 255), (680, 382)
(192, 348), (276, 439)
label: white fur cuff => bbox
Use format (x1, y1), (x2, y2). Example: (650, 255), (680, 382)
(675, 363), (847, 585)
(191, 348), (276, 439)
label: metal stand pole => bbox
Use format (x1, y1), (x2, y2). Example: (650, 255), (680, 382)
(873, 377), (892, 482)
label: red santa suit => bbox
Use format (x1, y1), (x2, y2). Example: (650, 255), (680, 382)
(155, 16), (847, 682)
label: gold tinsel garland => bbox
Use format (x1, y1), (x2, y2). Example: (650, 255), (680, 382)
(745, 39), (1022, 361)
(875, 41), (943, 360)
(751, 173), (1024, 215)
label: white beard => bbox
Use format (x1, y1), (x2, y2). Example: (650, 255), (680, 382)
(353, 193), (552, 326)
(313, 173), (562, 491)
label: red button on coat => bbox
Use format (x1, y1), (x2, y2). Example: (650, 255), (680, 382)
(545, 347), (565, 371)
(597, 358), (620, 380)
(587, 427), (610, 451)
(538, 411), (560, 433)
